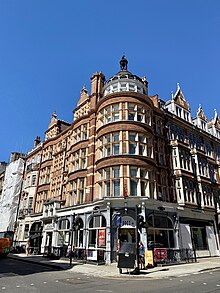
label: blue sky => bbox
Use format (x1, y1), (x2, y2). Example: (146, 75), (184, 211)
(0, 0), (220, 162)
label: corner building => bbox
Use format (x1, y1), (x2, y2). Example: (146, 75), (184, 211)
(20, 57), (219, 263)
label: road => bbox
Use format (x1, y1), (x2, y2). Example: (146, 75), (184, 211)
(0, 258), (220, 293)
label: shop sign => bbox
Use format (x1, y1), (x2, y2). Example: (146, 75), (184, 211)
(145, 250), (154, 267)
(98, 229), (106, 246)
(45, 223), (54, 230)
(121, 216), (136, 228)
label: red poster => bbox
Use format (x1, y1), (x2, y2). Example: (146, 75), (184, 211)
(98, 229), (106, 246)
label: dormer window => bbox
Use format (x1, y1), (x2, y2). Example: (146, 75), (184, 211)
(183, 110), (189, 121)
(176, 106), (182, 118)
(201, 120), (206, 131)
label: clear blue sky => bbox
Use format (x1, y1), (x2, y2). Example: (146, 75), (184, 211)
(1, 0), (220, 162)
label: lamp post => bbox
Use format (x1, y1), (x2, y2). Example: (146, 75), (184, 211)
(69, 213), (75, 267)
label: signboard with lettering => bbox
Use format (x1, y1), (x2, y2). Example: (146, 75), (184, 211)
(44, 223), (54, 230)
(98, 229), (106, 246)
(145, 250), (154, 267)
(121, 216), (136, 228)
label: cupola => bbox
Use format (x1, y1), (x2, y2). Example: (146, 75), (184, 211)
(102, 55), (148, 97)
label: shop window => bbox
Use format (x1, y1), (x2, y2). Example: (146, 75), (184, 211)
(88, 216), (106, 248)
(75, 218), (84, 248)
(191, 227), (207, 250)
(147, 214), (174, 249)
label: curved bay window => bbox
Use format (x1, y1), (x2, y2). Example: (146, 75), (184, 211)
(98, 132), (120, 158)
(88, 215), (106, 248)
(129, 166), (155, 197)
(99, 104), (120, 126)
(97, 131), (153, 159)
(57, 218), (70, 247)
(97, 102), (152, 128)
(128, 132), (153, 157)
(147, 214), (175, 249)
(97, 166), (121, 198)
(127, 103), (151, 125)
(97, 165), (155, 199)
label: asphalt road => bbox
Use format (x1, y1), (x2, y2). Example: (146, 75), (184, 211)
(0, 258), (220, 293)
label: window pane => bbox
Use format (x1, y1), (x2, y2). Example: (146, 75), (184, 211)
(130, 168), (137, 177)
(141, 181), (146, 196)
(130, 180), (137, 196)
(105, 169), (110, 179)
(113, 113), (119, 121)
(113, 144), (119, 155)
(106, 181), (110, 196)
(128, 113), (135, 120)
(106, 146), (111, 156)
(129, 134), (136, 141)
(113, 133), (119, 141)
(113, 180), (120, 197)
(113, 167), (120, 178)
(129, 143), (136, 154)
(139, 144), (144, 155)
(113, 104), (119, 111)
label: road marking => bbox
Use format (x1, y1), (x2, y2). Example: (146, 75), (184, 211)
(96, 289), (113, 292)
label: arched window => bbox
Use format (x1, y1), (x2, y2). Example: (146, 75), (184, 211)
(147, 214), (174, 249)
(75, 218), (84, 248)
(57, 218), (70, 247)
(88, 215), (106, 248)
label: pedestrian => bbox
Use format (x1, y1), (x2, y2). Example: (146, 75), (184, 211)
(66, 245), (72, 258)
(139, 241), (145, 269)
(26, 239), (30, 256)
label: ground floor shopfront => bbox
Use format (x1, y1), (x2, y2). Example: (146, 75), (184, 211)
(17, 198), (220, 264)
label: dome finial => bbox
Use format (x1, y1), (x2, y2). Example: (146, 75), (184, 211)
(120, 54), (128, 71)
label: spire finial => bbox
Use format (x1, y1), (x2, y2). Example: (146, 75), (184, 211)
(52, 111), (57, 119)
(120, 54), (128, 71)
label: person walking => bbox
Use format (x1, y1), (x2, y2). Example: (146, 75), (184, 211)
(139, 241), (145, 269)
(26, 239), (30, 256)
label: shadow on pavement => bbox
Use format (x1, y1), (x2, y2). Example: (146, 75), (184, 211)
(0, 256), (70, 277)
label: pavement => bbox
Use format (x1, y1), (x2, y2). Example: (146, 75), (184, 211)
(8, 253), (220, 279)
